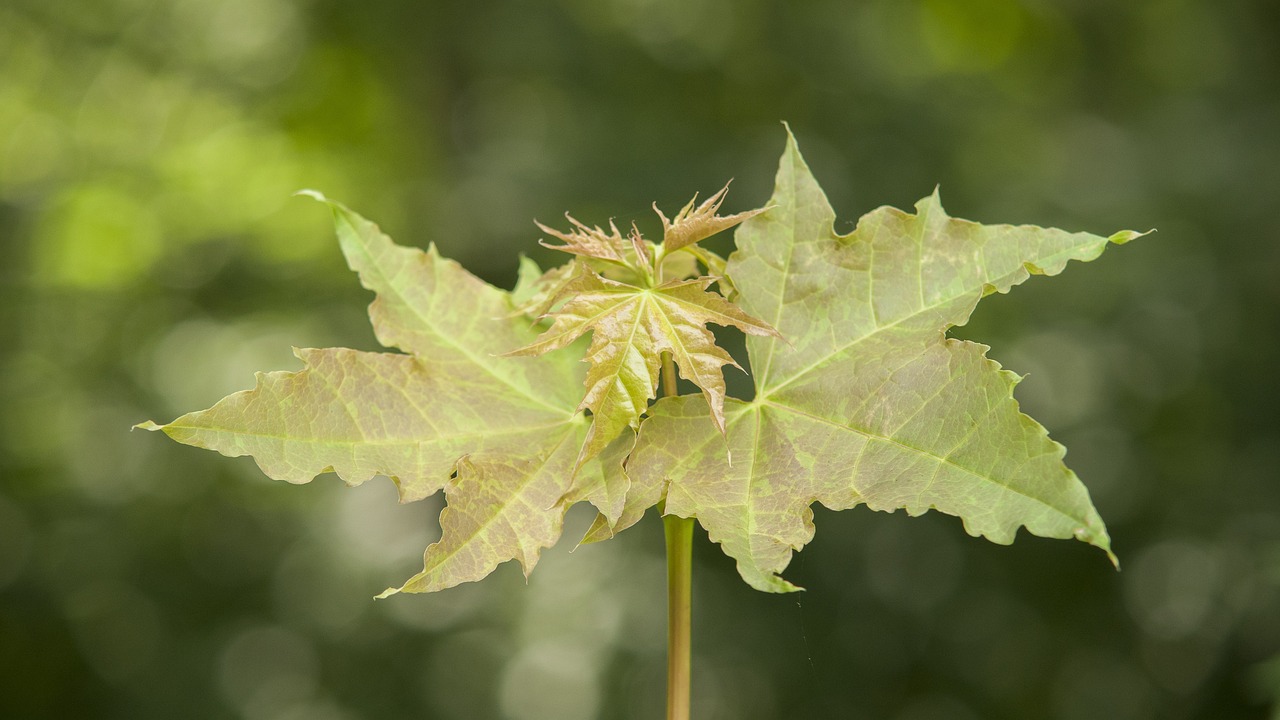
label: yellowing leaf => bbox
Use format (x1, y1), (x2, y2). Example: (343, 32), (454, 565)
(138, 194), (622, 595)
(507, 267), (779, 470)
(656, 182), (767, 252)
(619, 131), (1144, 592)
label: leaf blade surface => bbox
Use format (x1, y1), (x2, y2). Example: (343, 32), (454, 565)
(141, 196), (613, 594)
(625, 132), (1138, 591)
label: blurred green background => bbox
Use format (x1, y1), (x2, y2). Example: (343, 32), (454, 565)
(2, 0), (1278, 718)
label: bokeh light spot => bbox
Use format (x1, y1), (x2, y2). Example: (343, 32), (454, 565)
(918, 0), (1025, 73)
(35, 182), (162, 288)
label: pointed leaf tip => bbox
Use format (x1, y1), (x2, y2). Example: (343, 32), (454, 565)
(1108, 228), (1154, 245)
(294, 189), (326, 201)
(133, 420), (162, 431)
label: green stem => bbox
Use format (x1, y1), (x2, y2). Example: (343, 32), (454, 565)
(661, 352), (679, 399)
(660, 351), (693, 720)
(664, 512), (694, 720)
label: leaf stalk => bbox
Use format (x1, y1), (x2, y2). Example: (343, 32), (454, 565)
(661, 350), (693, 720)
(664, 504), (694, 720)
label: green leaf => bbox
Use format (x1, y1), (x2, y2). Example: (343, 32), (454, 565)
(138, 130), (1144, 599)
(510, 254), (577, 318)
(506, 266), (779, 470)
(619, 131), (1144, 592)
(138, 193), (619, 595)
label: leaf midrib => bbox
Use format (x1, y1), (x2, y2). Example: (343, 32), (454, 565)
(755, 237), (1109, 400)
(753, 150), (804, 392)
(337, 211), (571, 416)
(168, 417), (575, 447)
(757, 398), (1089, 529)
(418, 424), (576, 579)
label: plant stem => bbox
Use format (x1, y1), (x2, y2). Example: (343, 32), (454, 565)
(660, 351), (693, 720)
(664, 512), (694, 720)
(661, 351), (679, 399)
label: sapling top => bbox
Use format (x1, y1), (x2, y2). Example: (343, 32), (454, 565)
(139, 128), (1142, 597)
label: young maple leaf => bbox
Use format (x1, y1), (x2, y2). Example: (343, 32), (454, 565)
(589, 131), (1146, 591)
(506, 265), (779, 471)
(536, 214), (635, 265)
(137, 193), (630, 595)
(655, 182), (769, 252)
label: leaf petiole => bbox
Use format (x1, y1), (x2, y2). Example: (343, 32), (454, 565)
(660, 350), (693, 720)
(664, 512), (694, 720)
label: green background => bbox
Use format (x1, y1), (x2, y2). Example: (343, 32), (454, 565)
(2, 1), (1278, 718)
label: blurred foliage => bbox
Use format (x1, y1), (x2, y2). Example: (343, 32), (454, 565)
(1, 0), (1278, 718)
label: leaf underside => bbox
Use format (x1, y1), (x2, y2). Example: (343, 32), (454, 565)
(139, 194), (627, 595)
(605, 131), (1137, 591)
(139, 132), (1141, 596)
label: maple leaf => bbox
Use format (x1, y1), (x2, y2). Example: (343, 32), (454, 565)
(532, 186), (757, 295)
(510, 254), (578, 318)
(656, 182), (768, 252)
(138, 128), (1144, 604)
(506, 265), (779, 471)
(604, 131), (1145, 591)
(137, 193), (625, 595)
(536, 214), (635, 265)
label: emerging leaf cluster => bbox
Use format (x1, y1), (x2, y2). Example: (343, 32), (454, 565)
(508, 182), (778, 474)
(139, 131), (1142, 595)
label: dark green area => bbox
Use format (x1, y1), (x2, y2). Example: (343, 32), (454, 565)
(2, 0), (1278, 718)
